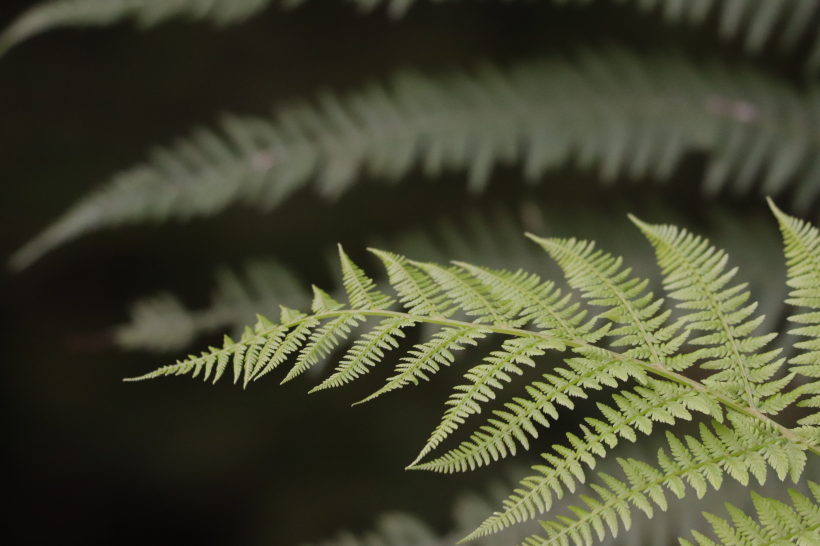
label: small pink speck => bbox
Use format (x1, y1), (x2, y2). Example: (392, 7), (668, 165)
(251, 151), (276, 172)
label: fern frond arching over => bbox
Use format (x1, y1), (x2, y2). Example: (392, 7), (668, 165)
(14, 48), (820, 270)
(125, 207), (820, 546)
(7, 0), (820, 67)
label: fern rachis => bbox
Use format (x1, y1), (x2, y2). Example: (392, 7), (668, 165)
(127, 204), (820, 546)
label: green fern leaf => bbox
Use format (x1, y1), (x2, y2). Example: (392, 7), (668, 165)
(357, 325), (489, 404)
(311, 316), (418, 392)
(529, 235), (692, 370)
(462, 378), (720, 539)
(451, 262), (606, 341)
(339, 245), (394, 310)
(282, 314), (363, 384)
(632, 215), (793, 414)
(770, 199), (820, 442)
(512, 416), (806, 546)
(412, 350), (647, 474)
(370, 249), (453, 317)
(682, 482), (820, 546)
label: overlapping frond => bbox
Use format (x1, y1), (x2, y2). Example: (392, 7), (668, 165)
(15, 49), (820, 270)
(6, 1), (820, 67)
(115, 258), (309, 352)
(529, 235), (694, 370)
(771, 199), (820, 445)
(632, 216), (794, 414)
(410, 349), (647, 474)
(682, 482), (820, 546)
(512, 414), (806, 546)
(461, 378), (722, 539)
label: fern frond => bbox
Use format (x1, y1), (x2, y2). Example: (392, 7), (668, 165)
(411, 349), (647, 473)
(282, 314), (363, 384)
(339, 245), (394, 310)
(682, 482), (820, 546)
(770, 199), (820, 444)
(16, 49), (820, 269)
(115, 258), (309, 352)
(122, 220), (820, 546)
(461, 378), (722, 538)
(410, 336), (560, 466)
(7, 1), (820, 67)
(311, 316), (418, 392)
(370, 249), (453, 317)
(451, 263), (604, 341)
(0, 0), (275, 56)
(358, 325), (490, 404)
(529, 235), (693, 371)
(509, 415), (807, 546)
(631, 216), (793, 414)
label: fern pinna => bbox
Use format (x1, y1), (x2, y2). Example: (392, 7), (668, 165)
(129, 200), (820, 546)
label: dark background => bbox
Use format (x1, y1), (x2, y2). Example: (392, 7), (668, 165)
(0, 1), (807, 544)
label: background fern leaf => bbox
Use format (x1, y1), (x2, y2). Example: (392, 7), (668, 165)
(116, 258), (309, 352)
(14, 49), (820, 270)
(8, 1), (820, 67)
(681, 482), (820, 546)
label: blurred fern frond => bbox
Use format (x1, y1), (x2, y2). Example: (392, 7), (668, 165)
(116, 258), (309, 352)
(14, 48), (820, 270)
(114, 201), (791, 354)
(6, 0), (820, 66)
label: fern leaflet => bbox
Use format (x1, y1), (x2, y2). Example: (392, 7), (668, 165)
(681, 482), (820, 546)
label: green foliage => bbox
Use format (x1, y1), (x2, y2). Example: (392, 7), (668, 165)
(7, 0), (820, 66)
(681, 481), (820, 546)
(115, 258), (309, 352)
(126, 205), (820, 546)
(13, 48), (820, 270)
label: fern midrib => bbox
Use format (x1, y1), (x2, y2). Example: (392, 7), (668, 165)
(470, 388), (698, 538)
(125, 309), (820, 458)
(647, 230), (758, 411)
(512, 435), (785, 546)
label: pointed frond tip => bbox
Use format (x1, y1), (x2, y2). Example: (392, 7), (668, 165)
(122, 214), (820, 545)
(15, 48), (820, 270)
